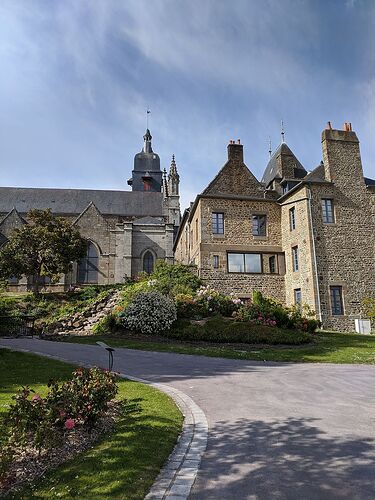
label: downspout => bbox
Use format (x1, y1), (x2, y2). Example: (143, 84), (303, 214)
(307, 186), (323, 325)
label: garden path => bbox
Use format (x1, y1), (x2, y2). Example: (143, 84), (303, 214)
(1, 338), (374, 500)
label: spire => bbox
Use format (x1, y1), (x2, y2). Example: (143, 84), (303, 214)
(168, 154), (180, 196)
(143, 129), (153, 153)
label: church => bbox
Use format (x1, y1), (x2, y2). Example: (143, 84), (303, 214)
(0, 129), (181, 289)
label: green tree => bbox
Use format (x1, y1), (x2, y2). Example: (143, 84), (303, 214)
(0, 209), (87, 294)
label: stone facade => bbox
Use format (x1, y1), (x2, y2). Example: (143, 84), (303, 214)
(0, 130), (180, 288)
(174, 124), (375, 332)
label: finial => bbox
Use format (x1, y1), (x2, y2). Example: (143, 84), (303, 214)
(171, 154), (176, 166)
(281, 120), (285, 143)
(268, 137), (272, 158)
(146, 109), (150, 129)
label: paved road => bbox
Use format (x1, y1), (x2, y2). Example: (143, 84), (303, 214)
(1, 338), (375, 500)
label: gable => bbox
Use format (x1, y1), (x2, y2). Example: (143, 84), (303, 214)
(202, 161), (263, 197)
(0, 208), (26, 238)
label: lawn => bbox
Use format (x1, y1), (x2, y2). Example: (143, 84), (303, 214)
(0, 349), (183, 499)
(65, 330), (375, 365)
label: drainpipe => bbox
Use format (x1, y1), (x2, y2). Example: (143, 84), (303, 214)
(307, 186), (323, 326)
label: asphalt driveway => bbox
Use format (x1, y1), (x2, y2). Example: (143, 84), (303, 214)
(1, 338), (374, 500)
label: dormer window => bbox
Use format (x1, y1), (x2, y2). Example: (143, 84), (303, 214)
(143, 181), (152, 191)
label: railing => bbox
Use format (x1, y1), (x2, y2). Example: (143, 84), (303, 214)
(0, 316), (35, 337)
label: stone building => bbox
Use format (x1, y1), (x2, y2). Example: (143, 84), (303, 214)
(0, 129), (180, 288)
(174, 123), (375, 332)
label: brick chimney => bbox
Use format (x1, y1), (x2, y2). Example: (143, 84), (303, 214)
(227, 139), (244, 164)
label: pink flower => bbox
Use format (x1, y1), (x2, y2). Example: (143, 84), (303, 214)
(64, 418), (75, 430)
(32, 394), (42, 402)
(59, 410), (66, 418)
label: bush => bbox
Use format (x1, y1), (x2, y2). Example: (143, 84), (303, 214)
(234, 291), (321, 333)
(195, 286), (242, 317)
(164, 317), (311, 345)
(6, 367), (118, 456)
(92, 313), (117, 335)
(119, 291), (177, 334)
(362, 297), (375, 322)
(149, 261), (202, 296)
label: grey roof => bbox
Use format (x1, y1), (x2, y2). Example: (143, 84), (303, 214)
(261, 143), (306, 187)
(304, 162), (326, 182)
(0, 187), (164, 217)
(365, 177), (375, 186)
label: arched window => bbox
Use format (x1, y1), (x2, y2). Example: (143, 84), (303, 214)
(77, 241), (99, 283)
(143, 251), (154, 274)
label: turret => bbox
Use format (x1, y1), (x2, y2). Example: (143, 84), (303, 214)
(127, 129), (163, 192)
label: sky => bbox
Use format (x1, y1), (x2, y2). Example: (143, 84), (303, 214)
(1, 0), (375, 210)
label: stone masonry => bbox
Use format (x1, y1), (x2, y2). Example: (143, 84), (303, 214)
(174, 124), (375, 332)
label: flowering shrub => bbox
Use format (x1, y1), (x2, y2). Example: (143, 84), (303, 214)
(195, 286), (242, 317)
(6, 367), (118, 455)
(119, 291), (177, 334)
(233, 291), (320, 333)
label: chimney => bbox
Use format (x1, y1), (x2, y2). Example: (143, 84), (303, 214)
(227, 139), (244, 164)
(321, 123), (364, 187)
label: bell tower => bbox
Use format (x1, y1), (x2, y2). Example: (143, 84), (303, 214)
(127, 129), (163, 192)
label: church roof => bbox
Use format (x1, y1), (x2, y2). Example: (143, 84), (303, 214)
(0, 187), (164, 217)
(261, 143), (306, 186)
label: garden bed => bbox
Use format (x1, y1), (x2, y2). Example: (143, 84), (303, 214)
(0, 349), (183, 498)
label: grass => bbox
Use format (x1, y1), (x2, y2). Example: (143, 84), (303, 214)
(65, 330), (375, 365)
(0, 349), (183, 499)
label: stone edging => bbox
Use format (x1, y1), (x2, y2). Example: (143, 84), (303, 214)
(1, 345), (208, 500)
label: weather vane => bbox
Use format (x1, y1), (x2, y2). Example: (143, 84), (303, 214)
(268, 136), (272, 158)
(146, 109), (151, 129)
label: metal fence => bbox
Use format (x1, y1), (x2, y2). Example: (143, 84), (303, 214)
(0, 316), (35, 337)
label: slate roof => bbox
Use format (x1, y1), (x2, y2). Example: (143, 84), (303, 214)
(0, 187), (164, 217)
(365, 177), (375, 186)
(261, 143), (306, 186)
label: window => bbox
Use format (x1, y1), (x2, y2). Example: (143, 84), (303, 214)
(269, 255), (276, 274)
(289, 207), (296, 230)
(292, 246), (299, 272)
(143, 251), (154, 274)
(77, 241), (99, 283)
(294, 288), (302, 306)
(213, 255), (219, 269)
(228, 253), (262, 273)
(330, 286), (344, 315)
(143, 180), (152, 191)
(212, 212), (224, 234)
(322, 199), (334, 223)
(252, 214), (267, 236)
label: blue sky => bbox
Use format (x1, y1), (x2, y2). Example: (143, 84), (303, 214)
(1, 0), (374, 210)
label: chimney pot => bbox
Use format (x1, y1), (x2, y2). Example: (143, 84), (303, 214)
(326, 121), (332, 130)
(237, 139), (241, 144)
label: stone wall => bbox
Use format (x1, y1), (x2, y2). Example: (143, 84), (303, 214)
(280, 186), (318, 314)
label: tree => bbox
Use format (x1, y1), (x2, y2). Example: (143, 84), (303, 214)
(0, 209), (87, 294)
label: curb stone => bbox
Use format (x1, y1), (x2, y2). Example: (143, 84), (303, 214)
(0, 343), (208, 500)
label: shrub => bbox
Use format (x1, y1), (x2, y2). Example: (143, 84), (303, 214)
(195, 286), (242, 317)
(234, 291), (321, 333)
(6, 367), (118, 456)
(175, 293), (204, 319)
(92, 313), (117, 335)
(163, 317), (311, 345)
(362, 297), (375, 322)
(119, 291), (177, 334)
(149, 261), (202, 296)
